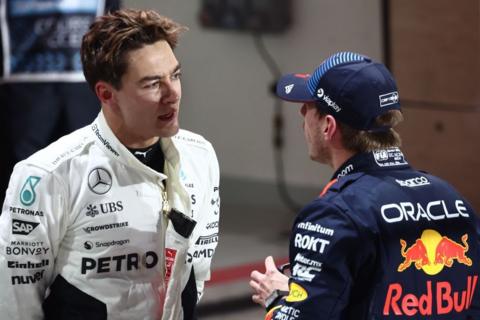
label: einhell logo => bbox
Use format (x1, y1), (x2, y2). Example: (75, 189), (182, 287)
(398, 229), (471, 275)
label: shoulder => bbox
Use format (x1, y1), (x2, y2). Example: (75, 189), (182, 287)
(22, 126), (93, 173)
(171, 129), (218, 168)
(172, 129), (215, 152)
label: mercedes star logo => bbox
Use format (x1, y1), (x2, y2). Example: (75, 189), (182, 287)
(88, 168), (113, 195)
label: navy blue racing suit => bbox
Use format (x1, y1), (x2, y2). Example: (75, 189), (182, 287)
(267, 148), (480, 320)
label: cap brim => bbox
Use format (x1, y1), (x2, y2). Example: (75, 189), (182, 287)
(276, 73), (316, 102)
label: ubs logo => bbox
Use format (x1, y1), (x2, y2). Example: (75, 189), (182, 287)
(85, 201), (124, 218)
(88, 168), (112, 195)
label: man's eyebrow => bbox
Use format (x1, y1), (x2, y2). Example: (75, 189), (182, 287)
(138, 63), (181, 84)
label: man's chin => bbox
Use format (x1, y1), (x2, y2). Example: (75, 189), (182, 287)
(158, 126), (180, 138)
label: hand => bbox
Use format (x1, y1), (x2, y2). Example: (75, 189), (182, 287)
(249, 256), (289, 307)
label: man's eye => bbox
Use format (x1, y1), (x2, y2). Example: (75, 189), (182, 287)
(144, 81), (160, 89)
(172, 72), (182, 80)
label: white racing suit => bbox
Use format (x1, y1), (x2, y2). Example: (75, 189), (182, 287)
(0, 111), (220, 319)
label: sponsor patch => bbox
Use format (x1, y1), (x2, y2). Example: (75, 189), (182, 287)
(383, 275), (477, 316)
(395, 176), (430, 188)
(87, 168), (113, 195)
(398, 229), (471, 275)
(373, 148), (407, 167)
(12, 219), (39, 235)
(294, 233), (330, 254)
(285, 282), (308, 302)
(83, 221), (128, 234)
(195, 233), (218, 245)
(379, 91), (399, 107)
(381, 199), (469, 224)
(20, 176), (41, 206)
(9, 206), (44, 217)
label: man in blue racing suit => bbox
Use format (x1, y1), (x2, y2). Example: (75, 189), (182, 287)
(249, 51), (480, 319)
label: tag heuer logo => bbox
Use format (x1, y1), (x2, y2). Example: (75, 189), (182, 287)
(88, 168), (112, 195)
(20, 176), (41, 206)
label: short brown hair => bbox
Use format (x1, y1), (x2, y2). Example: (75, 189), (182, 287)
(338, 110), (404, 153)
(81, 9), (187, 90)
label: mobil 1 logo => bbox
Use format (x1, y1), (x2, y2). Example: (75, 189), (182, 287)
(12, 219), (39, 235)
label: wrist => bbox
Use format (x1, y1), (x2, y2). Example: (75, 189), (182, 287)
(265, 289), (289, 311)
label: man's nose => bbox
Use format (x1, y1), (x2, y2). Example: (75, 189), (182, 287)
(161, 81), (180, 104)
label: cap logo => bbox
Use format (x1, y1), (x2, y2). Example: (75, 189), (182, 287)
(316, 88), (324, 98)
(285, 84), (294, 94)
(317, 88), (341, 113)
(379, 91), (399, 107)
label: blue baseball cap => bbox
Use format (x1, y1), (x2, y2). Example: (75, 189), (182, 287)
(276, 52), (401, 131)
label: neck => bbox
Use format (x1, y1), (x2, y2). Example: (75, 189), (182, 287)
(102, 107), (159, 148)
(330, 147), (356, 172)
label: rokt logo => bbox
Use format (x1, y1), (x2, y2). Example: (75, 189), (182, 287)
(398, 229), (472, 275)
(88, 168), (112, 195)
(20, 176), (41, 206)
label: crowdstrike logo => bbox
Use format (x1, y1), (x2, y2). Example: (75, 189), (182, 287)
(316, 88), (341, 112)
(285, 84), (294, 94)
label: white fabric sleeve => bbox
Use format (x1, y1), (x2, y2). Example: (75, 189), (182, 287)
(0, 163), (67, 320)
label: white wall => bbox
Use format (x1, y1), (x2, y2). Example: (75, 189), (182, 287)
(124, 0), (383, 188)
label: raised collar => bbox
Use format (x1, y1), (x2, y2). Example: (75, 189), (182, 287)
(331, 147), (411, 180)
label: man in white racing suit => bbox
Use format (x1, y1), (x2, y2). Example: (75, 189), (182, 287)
(0, 9), (220, 320)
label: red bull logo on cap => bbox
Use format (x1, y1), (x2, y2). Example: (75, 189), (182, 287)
(398, 229), (471, 275)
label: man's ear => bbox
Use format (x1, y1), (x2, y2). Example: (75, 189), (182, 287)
(324, 115), (338, 141)
(95, 81), (115, 106)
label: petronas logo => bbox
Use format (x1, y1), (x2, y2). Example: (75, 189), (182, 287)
(20, 176), (41, 206)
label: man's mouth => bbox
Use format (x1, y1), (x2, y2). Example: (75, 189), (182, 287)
(158, 111), (175, 121)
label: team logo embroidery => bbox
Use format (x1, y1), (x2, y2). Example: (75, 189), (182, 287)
(398, 229), (472, 275)
(85, 204), (99, 218)
(20, 176), (41, 206)
(285, 84), (294, 94)
(88, 168), (112, 195)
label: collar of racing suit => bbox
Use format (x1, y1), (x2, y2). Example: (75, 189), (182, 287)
(332, 147), (412, 180)
(91, 110), (192, 220)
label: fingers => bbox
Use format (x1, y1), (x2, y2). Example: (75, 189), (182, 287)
(250, 270), (264, 282)
(249, 279), (262, 293)
(252, 294), (265, 306)
(264, 256), (276, 272)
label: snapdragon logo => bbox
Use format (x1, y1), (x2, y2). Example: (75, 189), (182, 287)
(316, 88), (341, 112)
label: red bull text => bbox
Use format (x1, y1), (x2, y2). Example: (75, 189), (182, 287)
(384, 230), (477, 316)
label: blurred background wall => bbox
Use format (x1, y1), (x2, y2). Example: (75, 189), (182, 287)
(124, 0), (385, 211)
(124, 0), (480, 212)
